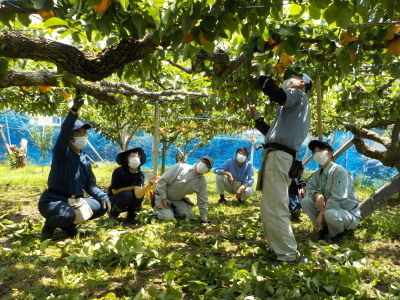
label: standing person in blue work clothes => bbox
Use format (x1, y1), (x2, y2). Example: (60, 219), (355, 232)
(214, 147), (254, 204)
(248, 64), (312, 264)
(108, 147), (161, 224)
(155, 155), (214, 223)
(38, 91), (111, 241)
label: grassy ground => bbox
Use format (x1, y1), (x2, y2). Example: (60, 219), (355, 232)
(0, 162), (399, 300)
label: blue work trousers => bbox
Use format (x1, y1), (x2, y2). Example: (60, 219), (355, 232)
(38, 192), (106, 229)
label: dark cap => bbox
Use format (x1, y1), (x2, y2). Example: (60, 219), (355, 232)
(73, 120), (92, 131)
(283, 69), (312, 93)
(202, 155), (214, 168)
(308, 140), (334, 152)
(116, 147), (146, 166)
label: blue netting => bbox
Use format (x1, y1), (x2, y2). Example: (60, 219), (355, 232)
(0, 112), (398, 185)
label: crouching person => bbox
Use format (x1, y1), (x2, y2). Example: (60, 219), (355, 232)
(38, 92), (111, 241)
(302, 140), (362, 242)
(155, 155), (214, 223)
(214, 147), (254, 204)
(108, 147), (160, 224)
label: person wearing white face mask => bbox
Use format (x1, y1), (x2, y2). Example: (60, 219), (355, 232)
(302, 140), (361, 243)
(38, 91), (111, 241)
(108, 148), (161, 224)
(214, 147), (254, 204)
(155, 155), (214, 223)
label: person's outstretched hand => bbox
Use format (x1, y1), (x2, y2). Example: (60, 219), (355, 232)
(72, 90), (85, 112)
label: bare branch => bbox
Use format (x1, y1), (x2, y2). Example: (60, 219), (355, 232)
(167, 59), (196, 74)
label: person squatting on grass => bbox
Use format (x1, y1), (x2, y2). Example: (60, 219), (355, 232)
(248, 64), (312, 264)
(107, 147), (160, 224)
(38, 91), (111, 241)
(214, 147), (254, 204)
(155, 155), (214, 223)
(302, 140), (362, 243)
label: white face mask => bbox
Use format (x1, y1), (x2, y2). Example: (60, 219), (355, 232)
(313, 151), (329, 166)
(282, 79), (294, 89)
(71, 136), (88, 149)
(128, 157), (141, 169)
(196, 161), (209, 174)
(236, 154), (247, 163)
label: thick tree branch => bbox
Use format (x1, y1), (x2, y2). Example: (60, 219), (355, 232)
(343, 121), (400, 170)
(0, 31), (160, 82)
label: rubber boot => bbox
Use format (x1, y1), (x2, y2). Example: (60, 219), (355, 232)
(62, 224), (78, 238)
(125, 212), (137, 224)
(109, 205), (123, 223)
(41, 225), (55, 241)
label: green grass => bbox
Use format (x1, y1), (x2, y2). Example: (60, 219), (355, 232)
(0, 162), (400, 300)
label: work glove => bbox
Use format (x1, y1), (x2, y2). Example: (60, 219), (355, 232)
(101, 197), (111, 213)
(251, 62), (263, 75)
(245, 105), (261, 121)
(71, 90), (85, 112)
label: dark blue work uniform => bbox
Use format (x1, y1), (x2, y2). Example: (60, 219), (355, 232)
(38, 112), (108, 229)
(108, 167), (145, 216)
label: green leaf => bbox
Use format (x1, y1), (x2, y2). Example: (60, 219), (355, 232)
(283, 36), (300, 55)
(40, 238), (51, 254)
(171, 29), (184, 49)
(0, 58), (9, 73)
(146, 6), (161, 29)
(165, 287), (182, 298)
(132, 288), (144, 300)
(188, 280), (207, 292)
(324, 3), (340, 25)
(148, 285), (159, 296)
(200, 15), (218, 32)
(132, 13), (146, 38)
(44, 17), (69, 28)
(289, 3), (302, 15)
(324, 2), (352, 28)
(120, 0), (129, 11)
(17, 13), (31, 27)
(308, 2), (321, 19)
(390, 64), (400, 78)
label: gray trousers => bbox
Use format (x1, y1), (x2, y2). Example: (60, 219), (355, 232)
(155, 196), (194, 221)
(260, 150), (297, 262)
(301, 195), (361, 237)
(215, 175), (254, 201)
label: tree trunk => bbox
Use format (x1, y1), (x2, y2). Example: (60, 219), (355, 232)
(359, 174), (400, 219)
(0, 125), (12, 155)
(160, 142), (169, 174)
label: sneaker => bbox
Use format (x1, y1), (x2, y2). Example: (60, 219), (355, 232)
(62, 224), (78, 238)
(238, 198), (244, 204)
(41, 225), (55, 241)
(331, 230), (348, 243)
(316, 226), (329, 241)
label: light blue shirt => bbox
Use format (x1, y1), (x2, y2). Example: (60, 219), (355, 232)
(265, 88), (311, 152)
(214, 159), (254, 187)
